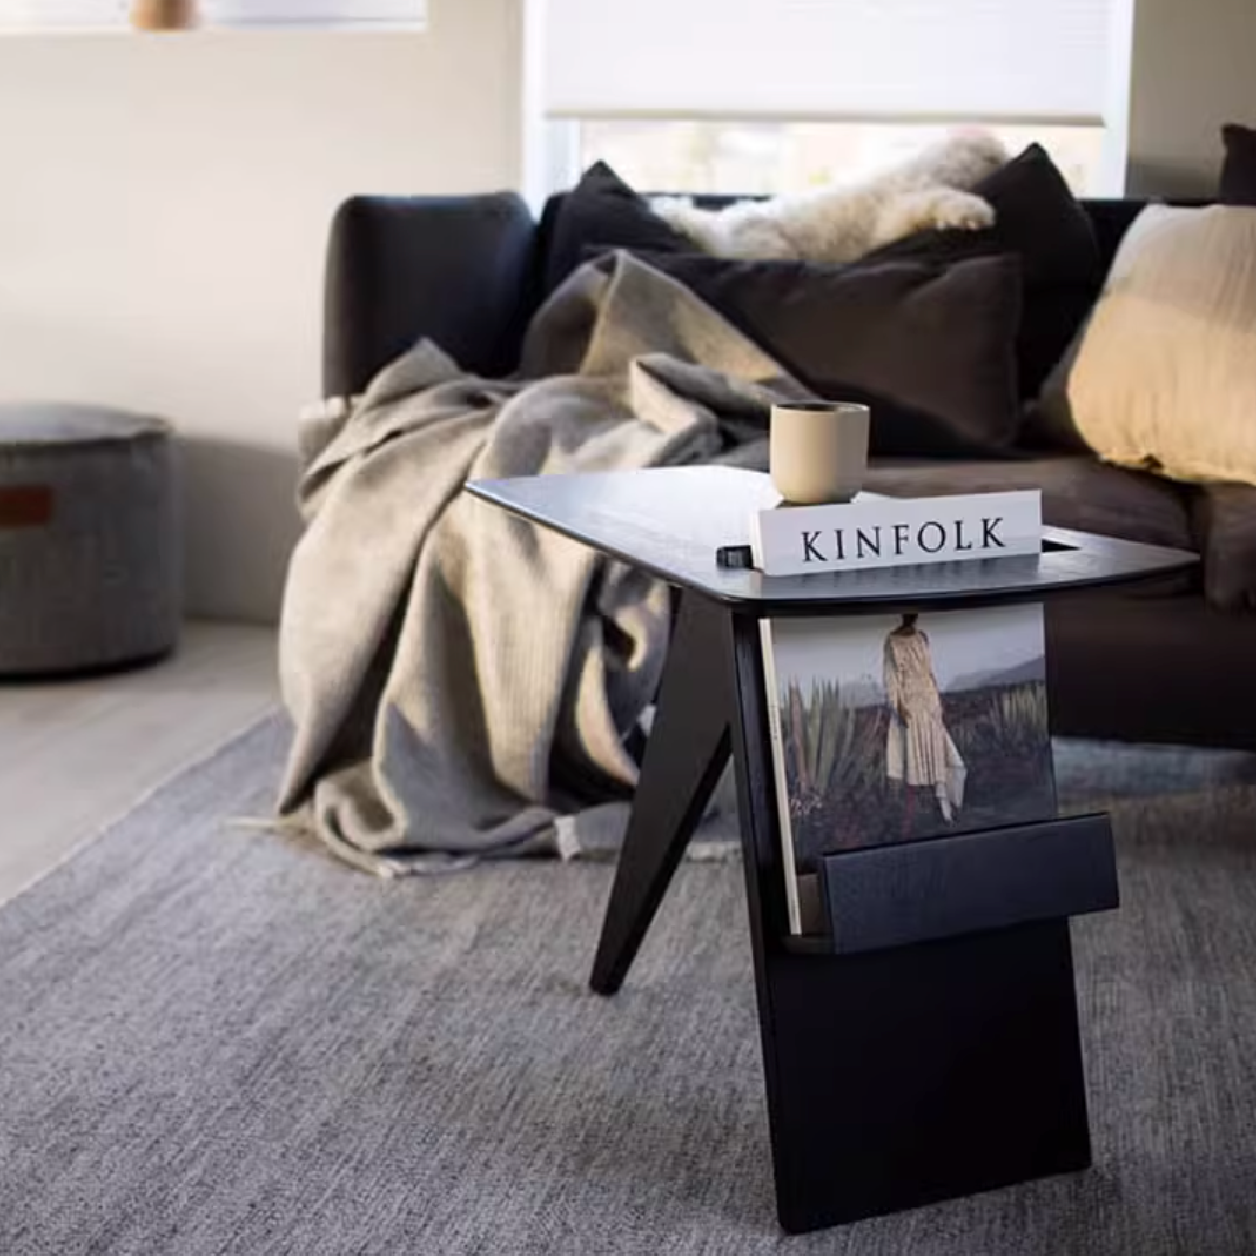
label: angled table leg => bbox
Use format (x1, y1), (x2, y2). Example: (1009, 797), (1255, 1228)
(589, 592), (732, 996)
(724, 612), (1095, 1233)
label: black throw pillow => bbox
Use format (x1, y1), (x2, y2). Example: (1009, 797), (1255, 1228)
(860, 144), (1104, 401)
(541, 162), (692, 296)
(865, 143), (1101, 285)
(632, 249), (1024, 459)
(1220, 123), (1256, 206)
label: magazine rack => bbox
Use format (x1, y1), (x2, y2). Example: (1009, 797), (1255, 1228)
(466, 467), (1197, 1235)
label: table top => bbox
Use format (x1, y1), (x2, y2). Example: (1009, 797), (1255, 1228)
(466, 466), (1198, 615)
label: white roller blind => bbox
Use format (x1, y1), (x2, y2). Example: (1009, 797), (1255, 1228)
(544, 0), (1116, 122)
(0, 0), (423, 28)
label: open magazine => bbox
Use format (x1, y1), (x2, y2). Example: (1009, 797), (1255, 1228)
(761, 603), (1057, 934)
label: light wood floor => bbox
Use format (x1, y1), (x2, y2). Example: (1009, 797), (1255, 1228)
(0, 622), (279, 905)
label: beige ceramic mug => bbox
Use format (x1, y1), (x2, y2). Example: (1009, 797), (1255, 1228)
(769, 401), (871, 505)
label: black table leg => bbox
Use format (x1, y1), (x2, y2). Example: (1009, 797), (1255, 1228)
(589, 592), (732, 996)
(725, 614), (1095, 1232)
(591, 602), (1099, 1231)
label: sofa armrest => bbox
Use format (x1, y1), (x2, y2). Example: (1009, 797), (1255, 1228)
(322, 192), (540, 400)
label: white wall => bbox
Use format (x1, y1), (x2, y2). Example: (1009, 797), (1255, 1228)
(1127, 0), (1256, 196)
(0, 0), (524, 622)
(12, 0), (1245, 626)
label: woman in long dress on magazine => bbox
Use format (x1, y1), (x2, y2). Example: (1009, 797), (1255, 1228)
(883, 613), (966, 825)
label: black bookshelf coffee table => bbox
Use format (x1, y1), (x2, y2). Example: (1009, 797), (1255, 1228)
(467, 466), (1196, 1234)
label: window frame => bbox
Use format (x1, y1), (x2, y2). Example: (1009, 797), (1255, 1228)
(529, 0), (1135, 201)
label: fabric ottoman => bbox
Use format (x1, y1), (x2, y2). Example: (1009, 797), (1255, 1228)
(0, 403), (180, 676)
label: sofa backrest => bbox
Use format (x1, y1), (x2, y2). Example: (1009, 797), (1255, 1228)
(323, 189), (1209, 400)
(324, 192), (538, 400)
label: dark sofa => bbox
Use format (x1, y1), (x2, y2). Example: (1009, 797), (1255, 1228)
(320, 190), (1256, 752)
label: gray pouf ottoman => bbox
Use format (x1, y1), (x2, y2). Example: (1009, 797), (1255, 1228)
(0, 403), (181, 676)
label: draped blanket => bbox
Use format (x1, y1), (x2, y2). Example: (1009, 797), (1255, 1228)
(277, 254), (806, 874)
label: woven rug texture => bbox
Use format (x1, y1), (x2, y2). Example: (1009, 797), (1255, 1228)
(0, 718), (1254, 1255)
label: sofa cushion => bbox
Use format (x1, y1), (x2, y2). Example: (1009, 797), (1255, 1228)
(1037, 204), (1256, 486)
(862, 144), (1105, 404)
(1045, 595), (1256, 746)
(1220, 123), (1256, 207)
(630, 250), (1023, 458)
(1188, 481), (1256, 610)
(543, 162), (691, 296)
(863, 454), (1196, 554)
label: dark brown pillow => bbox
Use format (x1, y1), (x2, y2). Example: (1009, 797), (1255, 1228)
(1220, 123), (1256, 206)
(860, 144), (1104, 402)
(632, 249), (1024, 458)
(542, 162), (692, 296)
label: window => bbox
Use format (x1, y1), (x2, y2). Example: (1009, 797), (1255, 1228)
(537, 0), (1132, 197)
(572, 120), (1107, 198)
(0, 0), (424, 29)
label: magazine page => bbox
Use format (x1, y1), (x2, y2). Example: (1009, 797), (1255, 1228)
(766, 603), (1055, 892)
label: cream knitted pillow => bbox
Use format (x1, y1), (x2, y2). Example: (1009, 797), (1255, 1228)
(1040, 204), (1256, 484)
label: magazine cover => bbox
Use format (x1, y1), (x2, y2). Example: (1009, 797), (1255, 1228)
(762, 604), (1057, 933)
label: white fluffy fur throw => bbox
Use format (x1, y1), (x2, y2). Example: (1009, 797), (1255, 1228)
(650, 131), (1009, 265)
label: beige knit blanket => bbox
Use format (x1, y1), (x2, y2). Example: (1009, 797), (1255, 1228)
(277, 253), (806, 874)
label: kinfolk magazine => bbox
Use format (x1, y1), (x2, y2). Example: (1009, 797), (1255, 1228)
(761, 603), (1057, 934)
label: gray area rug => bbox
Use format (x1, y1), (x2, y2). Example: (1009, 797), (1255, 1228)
(2, 717), (1256, 1256)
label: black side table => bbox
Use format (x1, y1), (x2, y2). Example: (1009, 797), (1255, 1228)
(467, 466), (1196, 1234)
